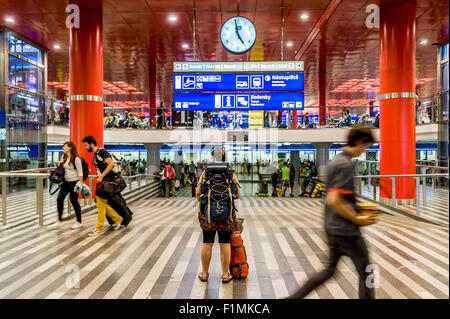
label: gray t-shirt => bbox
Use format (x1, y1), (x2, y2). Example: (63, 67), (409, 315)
(324, 150), (361, 237)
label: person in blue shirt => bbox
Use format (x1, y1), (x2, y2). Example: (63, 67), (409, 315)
(300, 165), (312, 197)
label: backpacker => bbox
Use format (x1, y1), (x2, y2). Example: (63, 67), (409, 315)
(230, 232), (249, 279)
(75, 157), (90, 181)
(200, 162), (237, 225)
(310, 162), (317, 177)
(164, 165), (174, 179)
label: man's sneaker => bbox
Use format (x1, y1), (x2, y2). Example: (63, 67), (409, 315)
(71, 222), (83, 229)
(113, 217), (123, 230)
(88, 229), (104, 236)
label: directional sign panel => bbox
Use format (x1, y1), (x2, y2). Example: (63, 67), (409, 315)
(173, 61), (304, 72)
(173, 92), (304, 111)
(173, 73), (304, 91)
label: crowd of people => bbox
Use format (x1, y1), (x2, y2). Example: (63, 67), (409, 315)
(104, 112), (151, 129)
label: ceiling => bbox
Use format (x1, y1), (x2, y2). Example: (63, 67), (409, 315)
(0, 0), (448, 108)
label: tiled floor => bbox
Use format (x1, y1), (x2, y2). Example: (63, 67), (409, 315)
(0, 196), (447, 299)
(359, 184), (449, 227)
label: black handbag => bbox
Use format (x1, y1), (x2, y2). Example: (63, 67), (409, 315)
(49, 165), (65, 195)
(97, 177), (126, 198)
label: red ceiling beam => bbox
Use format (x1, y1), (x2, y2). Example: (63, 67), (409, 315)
(293, 0), (342, 61)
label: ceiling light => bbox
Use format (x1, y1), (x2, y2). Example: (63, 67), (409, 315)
(286, 42), (293, 47)
(420, 39), (428, 45)
(300, 14), (309, 19)
(5, 17), (15, 23)
(53, 44), (61, 49)
(182, 43), (189, 49)
(168, 16), (177, 22)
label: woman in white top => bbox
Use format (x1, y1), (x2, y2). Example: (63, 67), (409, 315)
(55, 141), (84, 228)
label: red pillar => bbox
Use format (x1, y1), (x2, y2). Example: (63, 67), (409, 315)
(69, 0), (103, 183)
(149, 72), (157, 127)
(379, 0), (416, 200)
(319, 70), (326, 126)
(292, 110), (297, 128)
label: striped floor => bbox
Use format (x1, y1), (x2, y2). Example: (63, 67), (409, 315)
(360, 185), (449, 228)
(0, 196), (447, 299)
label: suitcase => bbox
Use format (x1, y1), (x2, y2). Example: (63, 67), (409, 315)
(106, 193), (133, 226)
(230, 232), (249, 279)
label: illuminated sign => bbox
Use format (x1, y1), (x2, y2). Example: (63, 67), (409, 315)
(173, 61), (304, 73)
(174, 92), (304, 111)
(173, 73), (304, 91)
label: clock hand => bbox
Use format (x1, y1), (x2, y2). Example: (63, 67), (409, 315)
(234, 19), (245, 45)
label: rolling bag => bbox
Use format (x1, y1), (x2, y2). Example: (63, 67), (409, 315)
(106, 193), (133, 226)
(230, 232), (249, 279)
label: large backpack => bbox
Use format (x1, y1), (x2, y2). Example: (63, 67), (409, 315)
(230, 232), (249, 279)
(200, 162), (237, 225)
(164, 165), (175, 179)
(94, 148), (122, 176)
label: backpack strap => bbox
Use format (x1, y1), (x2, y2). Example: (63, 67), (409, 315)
(207, 187), (212, 224)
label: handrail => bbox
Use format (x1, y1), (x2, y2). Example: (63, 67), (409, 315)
(416, 165), (449, 170)
(6, 167), (57, 173)
(354, 173), (449, 217)
(355, 173), (448, 178)
(1, 172), (159, 227)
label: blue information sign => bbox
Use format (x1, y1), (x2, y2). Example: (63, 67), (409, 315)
(174, 92), (304, 111)
(173, 73), (304, 91)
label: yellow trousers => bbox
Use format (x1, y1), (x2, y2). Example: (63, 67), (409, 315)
(95, 196), (122, 232)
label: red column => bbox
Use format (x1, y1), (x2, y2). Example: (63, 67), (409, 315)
(379, 0), (416, 200)
(292, 110), (297, 128)
(149, 72), (157, 127)
(319, 70), (326, 126)
(69, 0), (103, 183)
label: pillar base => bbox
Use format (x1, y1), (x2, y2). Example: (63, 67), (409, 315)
(380, 197), (416, 206)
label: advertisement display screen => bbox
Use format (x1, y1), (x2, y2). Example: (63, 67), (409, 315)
(174, 92), (304, 111)
(173, 73), (304, 91)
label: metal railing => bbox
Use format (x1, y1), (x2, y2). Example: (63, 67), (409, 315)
(0, 171), (159, 227)
(355, 159), (449, 188)
(354, 173), (449, 217)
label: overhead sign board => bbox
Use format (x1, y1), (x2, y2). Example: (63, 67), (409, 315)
(173, 73), (304, 91)
(173, 61), (304, 73)
(173, 92), (304, 111)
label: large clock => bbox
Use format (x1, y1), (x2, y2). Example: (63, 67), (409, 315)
(220, 16), (256, 55)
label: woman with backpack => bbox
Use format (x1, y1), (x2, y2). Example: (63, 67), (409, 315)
(53, 141), (84, 229)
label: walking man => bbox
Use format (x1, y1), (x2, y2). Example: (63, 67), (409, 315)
(287, 125), (377, 299)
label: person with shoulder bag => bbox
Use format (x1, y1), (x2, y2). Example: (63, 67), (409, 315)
(52, 141), (85, 229)
(196, 148), (240, 284)
(82, 136), (123, 236)
(163, 162), (176, 198)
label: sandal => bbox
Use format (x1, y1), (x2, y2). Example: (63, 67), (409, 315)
(222, 273), (233, 283)
(198, 272), (209, 282)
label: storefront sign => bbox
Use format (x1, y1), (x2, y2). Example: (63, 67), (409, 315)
(6, 144), (39, 157)
(173, 73), (304, 91)
(173, 92), (304, 111)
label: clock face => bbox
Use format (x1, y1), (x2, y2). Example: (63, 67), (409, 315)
(220, 16), (256, 55)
